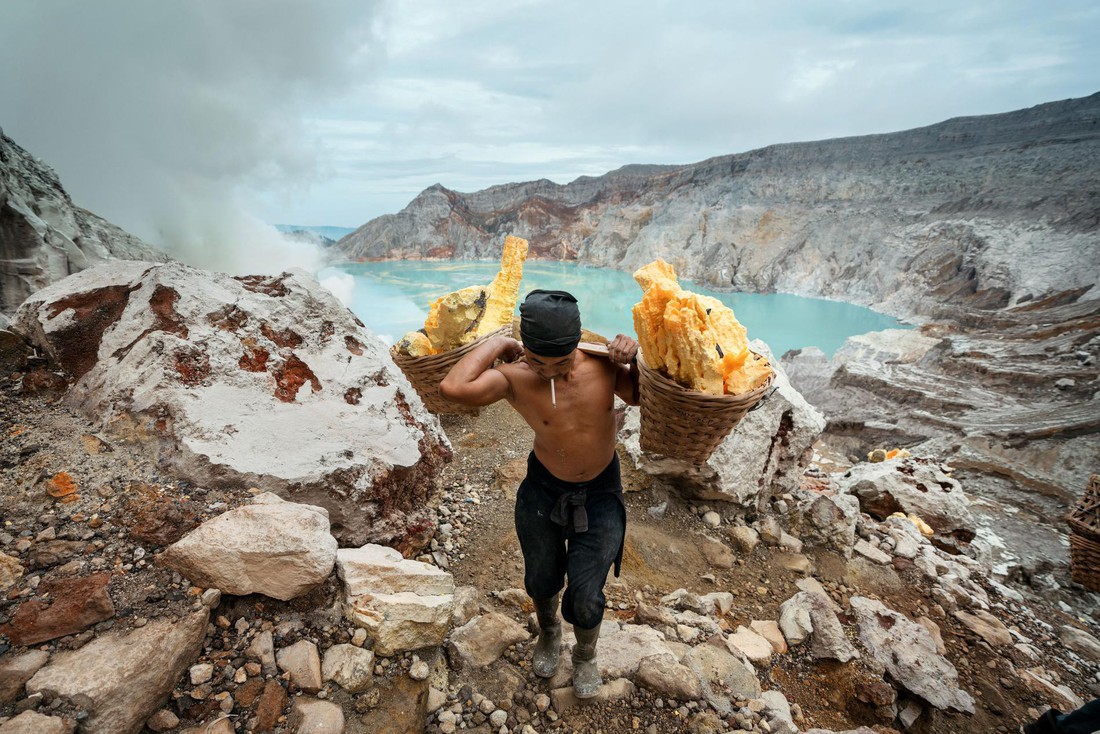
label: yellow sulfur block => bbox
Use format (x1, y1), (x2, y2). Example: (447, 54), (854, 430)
(477, 235), (528, 337)
(632, 259), (773, 396)
(423, 285), (489, 352)
(395, 331), (434, 357)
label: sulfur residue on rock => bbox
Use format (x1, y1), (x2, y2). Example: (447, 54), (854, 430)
(632, 259), (772, 395)
(397, 235), (528, 356)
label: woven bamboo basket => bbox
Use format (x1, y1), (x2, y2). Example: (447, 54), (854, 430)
(1068, 474), (1100, 592)
(390, 326), (511, 415)
(637, 350), (775, 463)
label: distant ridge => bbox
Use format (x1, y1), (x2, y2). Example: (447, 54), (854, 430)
(335, 92), (1100, 322)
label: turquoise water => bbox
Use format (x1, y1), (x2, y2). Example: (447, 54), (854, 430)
(318, 260), (908, 357)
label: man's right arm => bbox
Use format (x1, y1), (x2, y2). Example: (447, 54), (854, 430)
(439, 336), (522, 406)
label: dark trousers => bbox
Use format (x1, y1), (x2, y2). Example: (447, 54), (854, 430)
(514, 452), (626, 630)
(1058, 698), (1100, 734)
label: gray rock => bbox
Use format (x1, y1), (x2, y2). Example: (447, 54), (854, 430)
(635, 654), (703, 701)
(276, 640), (322, 693)
(681, 641), (761, 698)
(836, 459), (975, 540)
(290, 696), (344, 734)
(550, 678), (634, 713)
(850, 596), (974, 713)
(758, 690), (798, 734)
(0, 650), (49, 705)
(0, 710), (75, 734)
(800, 493), (860, 555)
(26, 609), (209, 734)
(726, 526), (760, 553)
(445, 612), (530, 669)
(1059, 625), (1100, 661)
(778, 591), (857, 662)
(339, 544), (455, 656)
(161, 494), (337, 601)
(246, 629), (277, 677)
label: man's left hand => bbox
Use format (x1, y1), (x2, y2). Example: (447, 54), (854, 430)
(608, 334), (639, 366)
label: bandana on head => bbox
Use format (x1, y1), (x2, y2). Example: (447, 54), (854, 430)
(519, 289), (581, 357)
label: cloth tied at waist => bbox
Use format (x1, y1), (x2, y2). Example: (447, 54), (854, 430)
(550, 489), (589, 533)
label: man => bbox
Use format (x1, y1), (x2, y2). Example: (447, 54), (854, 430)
(440, 289), (640, 698)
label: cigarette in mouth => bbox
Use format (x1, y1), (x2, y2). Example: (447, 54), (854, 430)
(551, 378), (556, 408)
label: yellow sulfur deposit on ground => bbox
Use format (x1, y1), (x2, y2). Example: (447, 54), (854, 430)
(889, 511), (935, 538)
(396, 236), (529, 355)
(632, 259), (773, 395)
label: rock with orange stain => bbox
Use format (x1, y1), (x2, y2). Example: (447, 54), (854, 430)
(46, 472), (78, 498)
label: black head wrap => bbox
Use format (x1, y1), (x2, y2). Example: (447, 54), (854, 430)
(519, 290), (581, 357)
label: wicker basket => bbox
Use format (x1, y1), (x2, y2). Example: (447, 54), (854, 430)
(1068, 474), (1100, 591)
(637, 350), (775, 463)
(390, 326), (511, 415)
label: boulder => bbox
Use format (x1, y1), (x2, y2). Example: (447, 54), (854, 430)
(622, 342), (825, 508)
(0, 573), (114, 646)
(635, 654), (703, 700)
(681, 641), (761, 698)
(726, 526), (760, 553)
(778, 591), (857, 662)
(160, 494), (337, 600)
(1059, 625), (1100, 661)
(726, 626), (773, 664)
(321, 644), (374, 693)
(750, 620), (788, 654)
(446, 612), (530, 669)
(836, 458), (975, 541)
(953, 610), (1013, 648)
(11, 261), (450, 547)
(290, 696), (344, 734)
(593, 621), (679, 680)
(799, 493), (860, 555)
(338, 544), (455, 656)
(850, 596), (974, 713)
(759, 690), (798, 734)
(276, 640), (323, 693)
(26, 608), (209, 734)
(0, 650), (50, 705)
(0, 711), (75, 734)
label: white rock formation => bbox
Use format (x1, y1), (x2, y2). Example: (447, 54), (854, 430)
(160, 493), (337, 600)
(0, 129), (170, 315)
(836, 458), (976, 540)
(622, 342), (825, 508)
(337, 544), (455, 655)
(11, 260), (450, 546)
(26, 609), (209, 734)
(322, 644), (375, 693)
(849, 596), (975, 713)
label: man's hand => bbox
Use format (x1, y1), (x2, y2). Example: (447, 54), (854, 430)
(608, 334), (639, 366)
(496, 336), (525, 363)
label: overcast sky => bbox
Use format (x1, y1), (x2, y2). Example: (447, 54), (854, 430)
(1, 0), (1098, 272)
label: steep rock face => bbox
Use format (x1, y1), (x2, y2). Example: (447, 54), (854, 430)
(11, 260), (451, 547)
(0, 129), (169, 315)
(337, 94), (1100, 322)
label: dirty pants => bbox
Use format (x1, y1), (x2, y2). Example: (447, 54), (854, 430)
(514, 451), (625, 631)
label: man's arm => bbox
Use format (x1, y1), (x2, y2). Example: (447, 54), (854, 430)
(439, 335), (522, 406)
(608, 334), (640, 406)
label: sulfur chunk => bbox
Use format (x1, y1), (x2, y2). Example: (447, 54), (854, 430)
(395, 331), (433, 357)
(632, 259), (772, 396)
(477, 235), (529, 337)
(423, 285), (489, 352)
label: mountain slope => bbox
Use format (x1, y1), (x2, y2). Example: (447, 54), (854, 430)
(0, 129), (170, 314)
(337, 93), (1100, 322)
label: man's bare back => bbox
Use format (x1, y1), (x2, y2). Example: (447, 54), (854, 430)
(439, 334), (639, 481)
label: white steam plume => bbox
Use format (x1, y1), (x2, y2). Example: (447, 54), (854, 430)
(0, 0), (381, 275)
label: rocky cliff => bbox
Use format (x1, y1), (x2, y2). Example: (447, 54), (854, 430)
(337, 93), (1100, 323)
(0, 129), (169, 315)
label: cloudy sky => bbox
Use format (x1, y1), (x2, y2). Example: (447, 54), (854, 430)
(1, 0), (1097, 272)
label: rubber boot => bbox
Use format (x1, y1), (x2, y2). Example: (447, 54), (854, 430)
(571, 621), (603, 699)
(532, 594), (562, 678)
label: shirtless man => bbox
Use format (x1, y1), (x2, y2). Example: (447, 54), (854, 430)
(440, 289), (639, 698)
